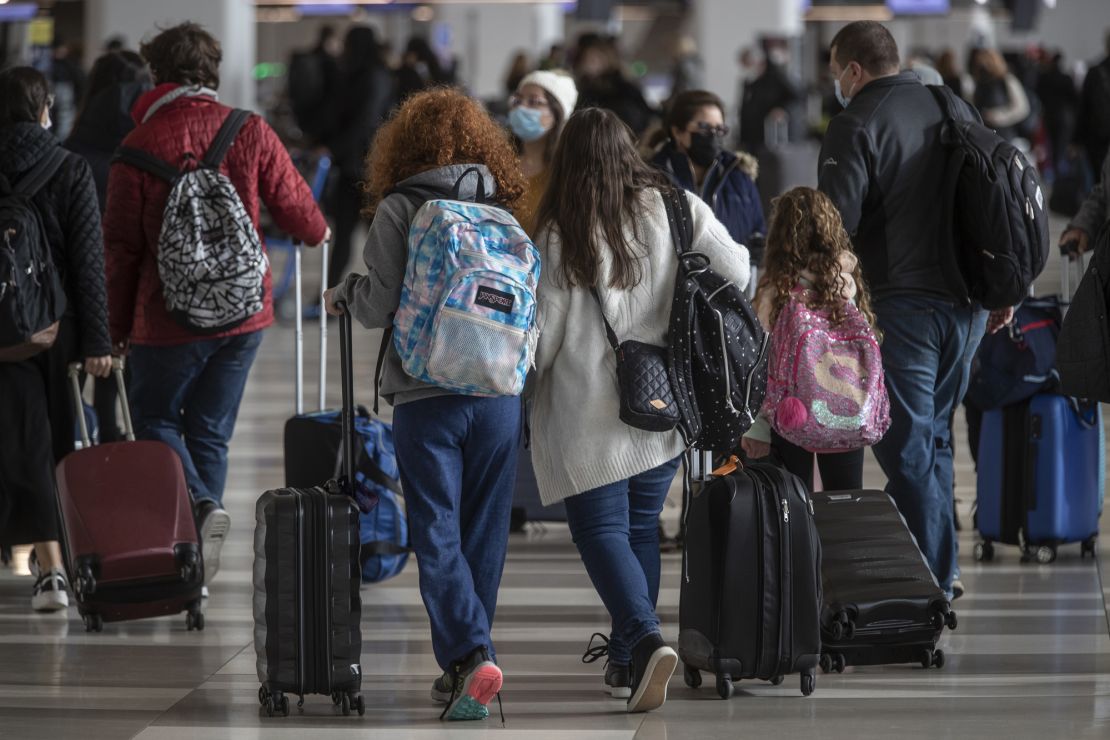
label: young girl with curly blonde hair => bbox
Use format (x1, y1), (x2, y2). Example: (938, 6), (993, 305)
(741, 186), (878, 490)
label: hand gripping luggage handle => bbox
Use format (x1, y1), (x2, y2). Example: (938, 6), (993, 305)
(294, 238), (330, 415)
(337, 302), (357, 492)
(67, 358), (135, 447)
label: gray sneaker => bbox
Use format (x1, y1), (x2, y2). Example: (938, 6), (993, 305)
(196, 501), (231, 586)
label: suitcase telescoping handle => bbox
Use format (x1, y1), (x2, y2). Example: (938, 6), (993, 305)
(337, 301), (357, 490)
(294, 238), (330, 416)
(1059, 248), (1091, 315)
(67, 358), (135, 447)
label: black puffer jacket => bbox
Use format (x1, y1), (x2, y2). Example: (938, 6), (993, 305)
(0, 123), (111, 358)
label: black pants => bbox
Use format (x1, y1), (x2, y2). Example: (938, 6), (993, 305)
(771, 430), (864, 491)
(0, 320), (77, 545)
(325, 173), (364, 290)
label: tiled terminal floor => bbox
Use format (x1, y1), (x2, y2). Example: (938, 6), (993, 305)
(1, 250), (1107, 740)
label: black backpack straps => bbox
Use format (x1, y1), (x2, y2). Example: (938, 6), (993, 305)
(202, 108), (252, 170)
(927, 84), (960, 122)
(113, 146), (181, 183)
(661, 186), (694, 259)
(14, 147), (69, 197)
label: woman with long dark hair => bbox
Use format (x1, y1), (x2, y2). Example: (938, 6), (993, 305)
(529, 108), (750, 712)
(0, 66), (112, 612)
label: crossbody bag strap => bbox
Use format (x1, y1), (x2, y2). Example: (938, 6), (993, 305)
(589, 287), (622, 354)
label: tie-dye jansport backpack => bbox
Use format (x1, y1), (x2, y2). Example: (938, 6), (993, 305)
(763, 291), (890, 453)
(390, 168), (540, 397)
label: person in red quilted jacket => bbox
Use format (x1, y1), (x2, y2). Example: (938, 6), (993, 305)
(104, 23), (328, 591)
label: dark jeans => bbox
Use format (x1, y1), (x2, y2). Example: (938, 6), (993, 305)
(871, 296), (987, 595)
(563, 458), (681, 666)
(392, 394), (520, 670)
(128, 331), (263, 507)
(771, 431), (864, 491)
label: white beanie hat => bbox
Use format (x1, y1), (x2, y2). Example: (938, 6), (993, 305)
(517, 70), (578, 121)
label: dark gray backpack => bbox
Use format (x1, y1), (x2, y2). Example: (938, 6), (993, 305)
(0, 148), (68, 361)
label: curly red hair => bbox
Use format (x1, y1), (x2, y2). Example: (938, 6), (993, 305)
(362, 87), (525, 217)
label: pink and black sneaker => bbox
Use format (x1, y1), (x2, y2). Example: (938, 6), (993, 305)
(441, 647), (503, 722)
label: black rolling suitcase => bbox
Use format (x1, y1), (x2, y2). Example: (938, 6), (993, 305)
(254, 309), (364, 718)
(810, 491), (957, 674)
(679, 454), (822, 698)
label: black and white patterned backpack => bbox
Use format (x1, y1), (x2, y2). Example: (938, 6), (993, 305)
(115, 109), (267, 333)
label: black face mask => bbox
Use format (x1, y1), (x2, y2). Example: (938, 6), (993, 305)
(686, 131), (723, 168)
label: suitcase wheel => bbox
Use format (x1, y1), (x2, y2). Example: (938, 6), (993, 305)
(1081, 537), (1098, 558)
(973, 541), (995, 562)
(819, 653), (831, 674)
(75, 564), (97, 598)
(355, 694), (366, 717)
(800, 670), (816, 697)
(1022, 545), (1057, 565)
(683, 664), (702, 689)
(185, 604), (205, 632)
(770, 675), (785, 686)
(331, 691), (343, 706)
(933, 649), (946, 669)
(261, 689), (289, 717)
(715, 674), (734, 700)
(82, 613), (103, 633)
(820, 653), (846, 673)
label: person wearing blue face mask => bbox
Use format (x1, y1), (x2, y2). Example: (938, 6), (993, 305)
(509, 70), (578, 235)
(818, 22), (1011, 604)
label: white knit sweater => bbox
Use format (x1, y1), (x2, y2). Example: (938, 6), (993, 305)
(530, 189), (751, 504)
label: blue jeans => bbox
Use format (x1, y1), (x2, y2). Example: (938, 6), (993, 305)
(392, 394), (520, 670)
(128, 331), (263, 507)
(563, 458), (681, 666)
(872, 296), (987, 595)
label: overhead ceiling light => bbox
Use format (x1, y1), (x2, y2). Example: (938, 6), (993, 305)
(411, 5), (434, 22)
(806, 4), (894, 22)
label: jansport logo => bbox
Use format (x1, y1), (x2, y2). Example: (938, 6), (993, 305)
(475, 286), (515, 314)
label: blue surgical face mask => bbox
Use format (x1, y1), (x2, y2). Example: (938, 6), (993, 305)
(509, 106), (549, 142)
(834, 67), (856, 109)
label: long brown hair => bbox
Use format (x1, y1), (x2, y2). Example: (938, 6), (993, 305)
(757, 187), (876, 330)
(534, 107), (667, 289)
(362, 87), (526, 217)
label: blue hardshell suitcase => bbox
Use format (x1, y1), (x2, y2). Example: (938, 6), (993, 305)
(975, 393), (1102, 563)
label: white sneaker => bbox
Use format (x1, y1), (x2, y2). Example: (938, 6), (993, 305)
(31, 569), (70, 612)
(197, 503), (232, 586)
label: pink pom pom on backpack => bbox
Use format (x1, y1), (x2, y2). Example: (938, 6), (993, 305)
(777, 396), (808, 431)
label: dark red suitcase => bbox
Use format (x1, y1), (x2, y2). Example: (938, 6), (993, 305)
(56, 360), (204, 632)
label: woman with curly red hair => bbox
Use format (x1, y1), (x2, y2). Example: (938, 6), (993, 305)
(324, 87), (525, 722)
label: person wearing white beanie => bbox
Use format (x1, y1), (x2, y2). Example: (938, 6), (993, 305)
(508, 69), (578, 234)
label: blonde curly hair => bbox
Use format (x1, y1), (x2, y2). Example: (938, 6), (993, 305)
(757, 187), (876, 331)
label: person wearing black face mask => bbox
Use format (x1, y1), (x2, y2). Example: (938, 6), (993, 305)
(650, 90), (765, 262)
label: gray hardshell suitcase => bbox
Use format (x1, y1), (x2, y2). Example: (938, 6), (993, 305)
(254, 307), (364, 717)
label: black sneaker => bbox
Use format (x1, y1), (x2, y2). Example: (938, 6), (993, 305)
(195, 500), (231, 586)
(31, 568), (70, 612)
(582, 632), (631, 698)
(440, 647), (503, 722)
(951, 579), (965, 601)
(627, 632), (677, 713)
(431, 670), (456, 704)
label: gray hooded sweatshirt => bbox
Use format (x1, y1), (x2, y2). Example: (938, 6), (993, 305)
(332, 164), (497, 408)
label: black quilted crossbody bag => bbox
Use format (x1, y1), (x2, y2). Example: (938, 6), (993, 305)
(590, 291), (681, 433)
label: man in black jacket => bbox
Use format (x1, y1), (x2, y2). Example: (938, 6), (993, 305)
(817, 22), (1010, 600)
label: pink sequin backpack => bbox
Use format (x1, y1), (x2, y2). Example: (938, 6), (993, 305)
(763, 291), (890, 453)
